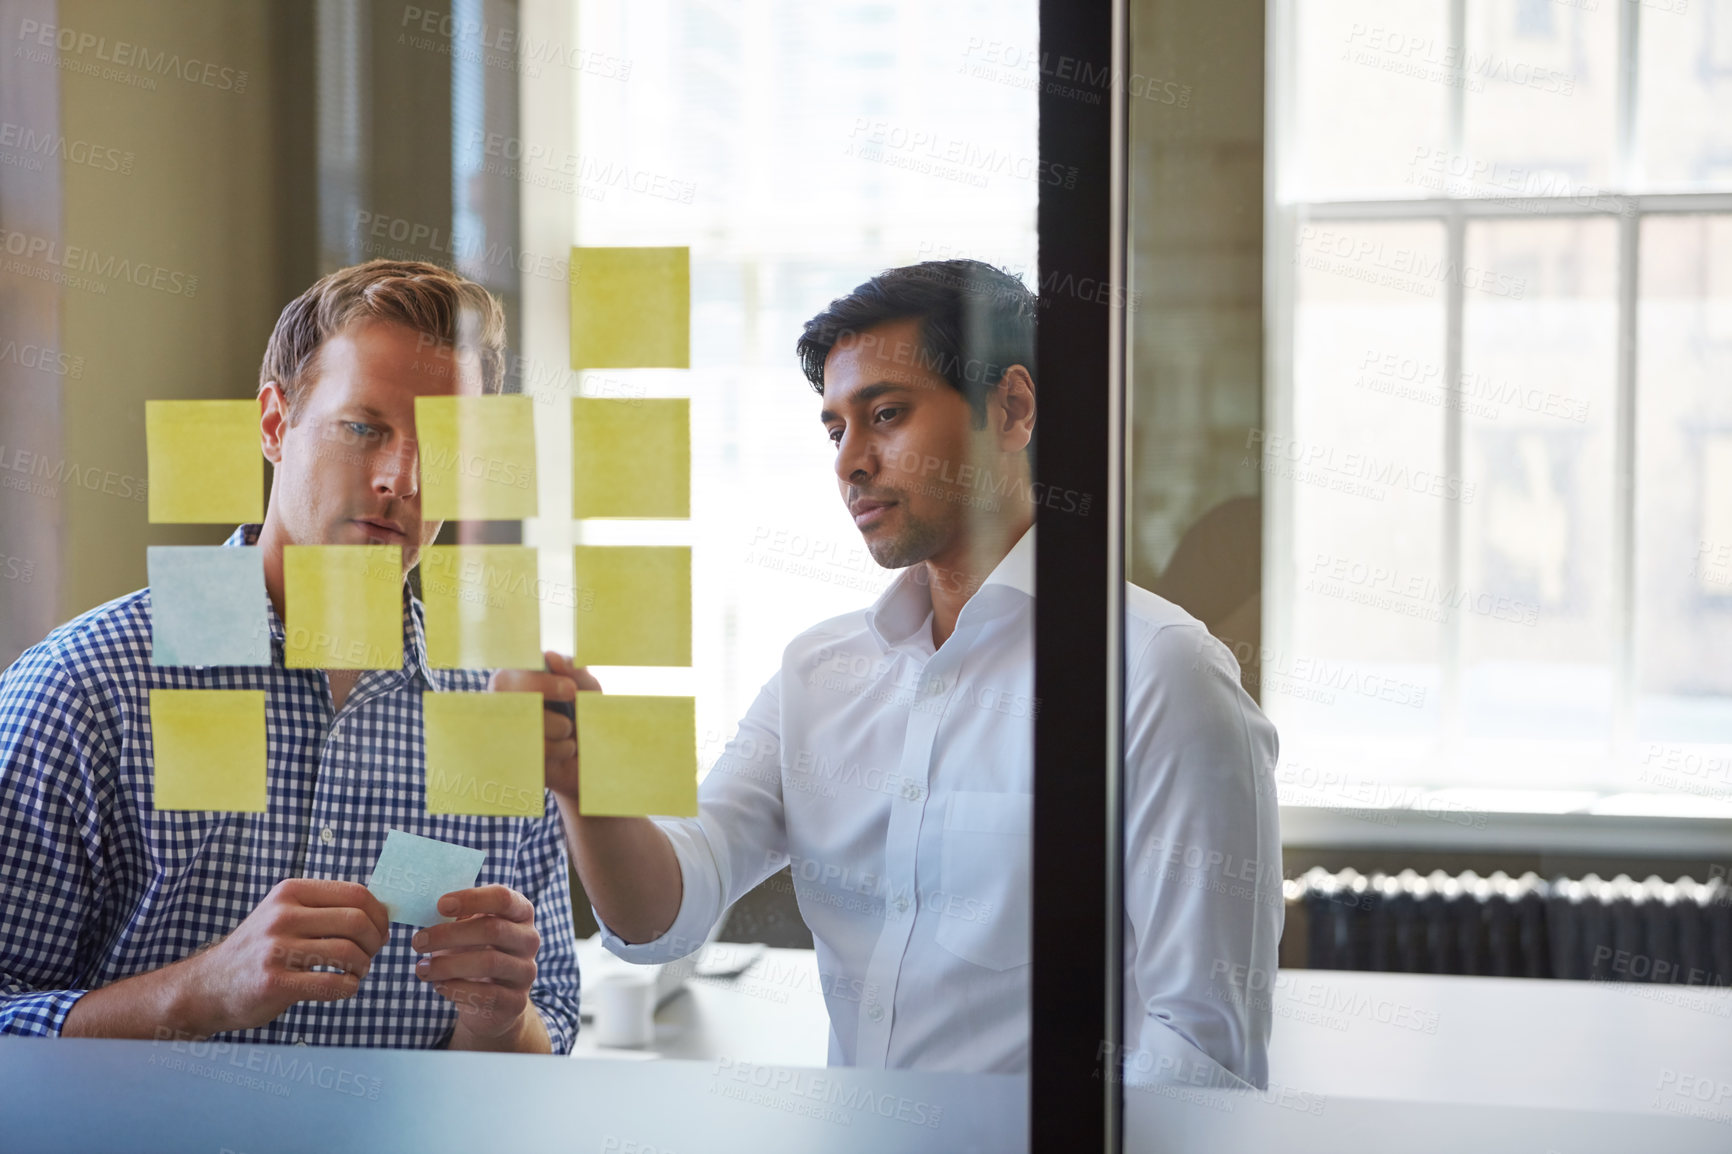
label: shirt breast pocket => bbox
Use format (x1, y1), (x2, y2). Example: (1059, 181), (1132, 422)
(934, 791), (1032, 972)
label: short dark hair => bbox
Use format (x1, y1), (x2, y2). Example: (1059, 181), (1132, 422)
(795, 260), (1036, 423)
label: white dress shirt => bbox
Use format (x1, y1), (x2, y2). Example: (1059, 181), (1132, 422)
(600, 528), (1281, 1083)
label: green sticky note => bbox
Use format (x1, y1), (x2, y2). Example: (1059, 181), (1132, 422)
(145, 400), (263, 524)
(569, 246), (690, 370)
(571, 397), (690, 519)
(423, 692), (545, 817)
(283, 545), (402, 669)
(576, 694), (697, 817)
(574, 545), (691, 667)
(421, 545), (544, 670)
(415, 395), (538, 521)
(149, 689), (267, 812)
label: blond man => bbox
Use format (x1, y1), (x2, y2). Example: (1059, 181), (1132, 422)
(0, 260), (580, 1052)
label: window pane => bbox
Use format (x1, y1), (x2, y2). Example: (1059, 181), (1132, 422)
(1461, 0), (1618, 191)
(1637, 0), (1732, 189)
(1459, 218), (1617, 777)
(1290, 0), (1449, 198)
(1634, 214), (1732, 799)
(1278, 219), (1447, 771)
(559, 0), (1039, 742)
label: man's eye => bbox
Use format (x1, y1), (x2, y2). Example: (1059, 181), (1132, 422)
(826, 426), (844, 445)
(874, 407), (902, 424)
(346, 422), (379, 439)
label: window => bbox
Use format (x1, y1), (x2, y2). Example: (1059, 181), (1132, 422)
(1268, 0), (1732, 814)
(527, 0), (1040, 757)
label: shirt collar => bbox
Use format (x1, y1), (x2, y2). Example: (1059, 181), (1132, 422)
(225, 523), (438, 688)
(863, 526), (1035, 651)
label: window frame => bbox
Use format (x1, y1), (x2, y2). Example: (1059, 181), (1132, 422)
(1032, 0), (1129, 1149)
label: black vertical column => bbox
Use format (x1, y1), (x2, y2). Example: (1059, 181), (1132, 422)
(1032, 0), (1126, 1151)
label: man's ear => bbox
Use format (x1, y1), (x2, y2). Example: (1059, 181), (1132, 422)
(994, 364), (1036, 454)
(259, 382), (289, 466)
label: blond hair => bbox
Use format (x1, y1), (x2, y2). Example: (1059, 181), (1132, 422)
(259, 259), (507, 419)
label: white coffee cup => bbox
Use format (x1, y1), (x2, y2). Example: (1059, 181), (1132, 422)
(591, 972), (657, 1048)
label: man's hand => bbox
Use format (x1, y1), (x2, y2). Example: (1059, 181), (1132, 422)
(414, 884), (548, 1051)
(178, 878), (390, 1036)
(488, 650), (599, 802)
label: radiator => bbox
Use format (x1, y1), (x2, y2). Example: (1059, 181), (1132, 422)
(1284, 868), (1732, 986)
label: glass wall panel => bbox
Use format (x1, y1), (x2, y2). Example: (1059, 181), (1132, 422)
(0, 1), (1057, 1149)
(1125, 0), (1732, 1146)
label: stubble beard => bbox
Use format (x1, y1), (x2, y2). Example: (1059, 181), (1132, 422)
(863, 505), (951, 570)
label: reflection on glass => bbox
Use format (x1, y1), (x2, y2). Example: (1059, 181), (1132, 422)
(0, 0), (1062, 1146)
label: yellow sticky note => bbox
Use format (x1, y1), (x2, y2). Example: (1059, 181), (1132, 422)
(284, 545), (402, 669)
(145, 400), (263, 524)
(574, 546), (691, 667)
(571, 398), (690, 519)
(577, 694), (697, 817)
(415, 395), (538, 521)
(569, 246), (690, 370)
(421, 545), (544, 670)
(149, 689), (267, 812)
(423, 692), (545, 817)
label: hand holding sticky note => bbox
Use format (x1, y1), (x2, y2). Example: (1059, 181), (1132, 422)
(367, 829), (486, 927)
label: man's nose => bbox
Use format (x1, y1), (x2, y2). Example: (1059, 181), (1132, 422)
(376, 437), (419, 499)
(834, 426), (876, 486)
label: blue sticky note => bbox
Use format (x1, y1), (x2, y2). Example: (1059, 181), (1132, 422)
(148, 546), (271, 667)
(367, 829), (486, 927)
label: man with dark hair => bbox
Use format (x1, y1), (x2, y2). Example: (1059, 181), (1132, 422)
(523, 259), (1279, 1081)
(0, 260), (580, 1052)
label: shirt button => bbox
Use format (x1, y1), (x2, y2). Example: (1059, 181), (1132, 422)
(928, 679), (946, 696)
(320, 826), (335, 846)
(894, 895), (910, 914)
(867, 1005), (885, 1023)
(901, 782), (923, 801)
(294, 1037), (307, 1046)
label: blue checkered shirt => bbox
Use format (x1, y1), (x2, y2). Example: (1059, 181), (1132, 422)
(0, 526), (580, 1050)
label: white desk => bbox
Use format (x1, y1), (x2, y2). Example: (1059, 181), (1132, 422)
(1129, 969), (1732, 1152)
(1264, 968), (1732, 1112)
(571, 940), (831, 1066)
(572, 943), (1732, 1151)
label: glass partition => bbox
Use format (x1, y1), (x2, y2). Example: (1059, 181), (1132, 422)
(0, 0), (1111, 1150)
(1121, 0), (1732, 1147)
